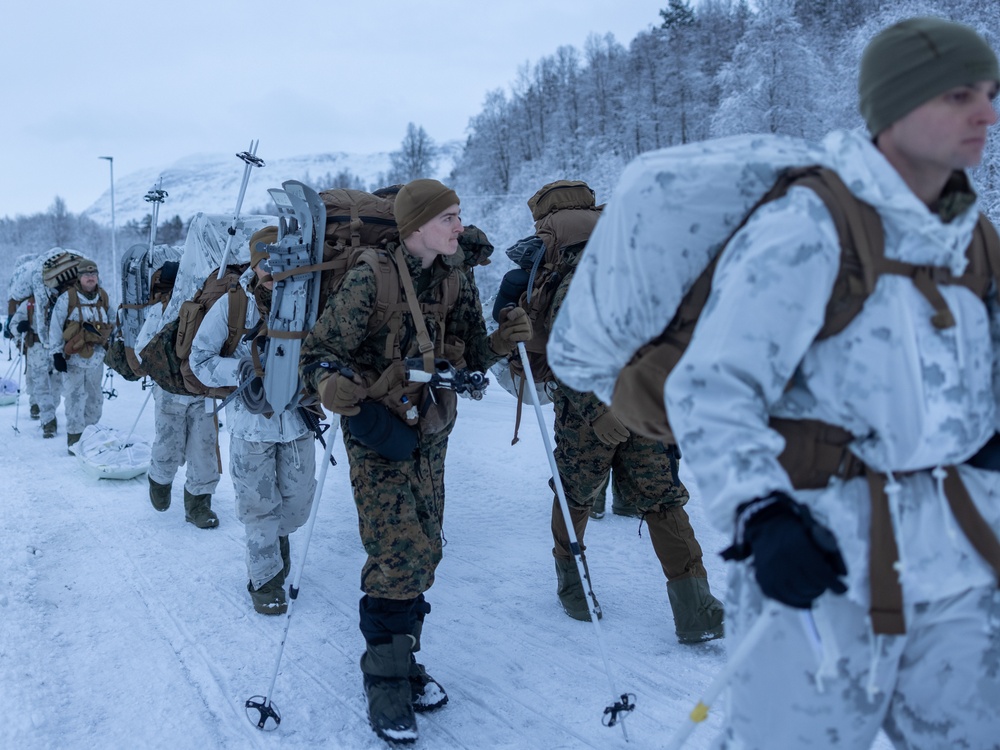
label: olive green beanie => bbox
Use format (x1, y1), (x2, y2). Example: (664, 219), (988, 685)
(859, 17), (999, 136)
(395, 179), (459, 240)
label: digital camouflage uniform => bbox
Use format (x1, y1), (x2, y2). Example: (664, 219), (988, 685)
(300, 243), (504, 737)
(48, 284), (109, 441)
(302, 249), (501, 601)
(548, 246), (724, 641)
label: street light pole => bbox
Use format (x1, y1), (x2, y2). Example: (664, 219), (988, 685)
(98, 156), (118, 301)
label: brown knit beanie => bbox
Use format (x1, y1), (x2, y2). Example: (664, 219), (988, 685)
(859, 17), (999, 136)
(77, 259), (99, 275)
(249, 226), (278, 270)
(395, 179), (460, 240)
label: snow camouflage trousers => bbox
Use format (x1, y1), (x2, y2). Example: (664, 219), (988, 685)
(551, 394), (689, 515)
(717, 570), (1000, 750)
(148, 389), (220, 496)
(63, 359), (103, 434)
(230, 434), (316, 589)
(346, 423), (448, 600)
(25, 343), (62, 424)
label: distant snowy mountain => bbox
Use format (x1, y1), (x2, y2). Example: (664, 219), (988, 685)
(82, 143), (461, 226)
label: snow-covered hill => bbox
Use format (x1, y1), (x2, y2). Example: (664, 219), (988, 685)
(81, 142), (461, 227)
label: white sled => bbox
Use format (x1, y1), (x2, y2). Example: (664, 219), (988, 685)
(0, 378), (19, 406)
(70, 423), (151, 480)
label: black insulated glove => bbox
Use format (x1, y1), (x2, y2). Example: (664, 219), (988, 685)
(722, 491), (848, 609)
(52, 353), (68, 373)
(16, 320), (30, 333)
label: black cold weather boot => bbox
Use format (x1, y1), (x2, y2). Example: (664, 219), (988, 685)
(554, 556), (602, 622)
(42, 418), (56, 438)
(148, 477), (172, 511)
(247, 572), (287, 615)
(279, 535), (291, 579)
(667, 578), (725, 644)
(361, 635), (419, 743)
(184, 489), (219, 529)
(30, 403), (40, 420)
(408, 619), (447, 712)
(67, 432), (82, 455)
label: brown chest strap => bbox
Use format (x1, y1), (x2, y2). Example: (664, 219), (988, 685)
(775, 417), (1000, 635)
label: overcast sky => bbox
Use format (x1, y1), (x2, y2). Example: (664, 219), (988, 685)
(1, 0), (665, 219)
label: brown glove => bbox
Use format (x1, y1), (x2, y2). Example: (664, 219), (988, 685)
(592, 410), (630, 446)
(490, 306), (533, 356)
(318, 372), (367, 416)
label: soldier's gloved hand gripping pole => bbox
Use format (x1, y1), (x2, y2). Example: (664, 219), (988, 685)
(514, 341), (635, 739)
(245, 419), (339, 731)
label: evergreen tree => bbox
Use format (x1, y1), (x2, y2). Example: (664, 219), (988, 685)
(660, 0), (695, 29)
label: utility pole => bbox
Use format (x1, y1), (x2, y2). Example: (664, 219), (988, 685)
(98, 156), (118, 299)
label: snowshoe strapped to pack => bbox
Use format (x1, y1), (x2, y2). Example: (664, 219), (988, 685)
(261, 181), (327, 414)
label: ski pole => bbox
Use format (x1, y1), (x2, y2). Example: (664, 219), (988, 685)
(144, 183), (168, 250)
(12, 345), (24, 434)
(3, 348), (22, 381)
(122, 388), (153, 444)
(664, 602), (781, 750)
(217, 141), (265, 279)
(246, 420), (339, 731)
(103, 368), (118, 400)
(515, 341), (635, 740)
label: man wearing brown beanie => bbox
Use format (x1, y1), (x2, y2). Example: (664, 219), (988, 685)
(300, 179), (530, 743)
(662, 16), (1000, 749)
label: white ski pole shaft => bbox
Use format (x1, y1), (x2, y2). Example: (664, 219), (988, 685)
(664, 602), (781, 750)
(149, 201), (159, 248)
(123, 388), (153, 444)
(516, 342), (631, 741)
(217, 140), (264, 280)
(3, 349), (21, 381)
(144, 183), (167, 251)
(256, 421), (339, 713)
(12, 346), (24, 433)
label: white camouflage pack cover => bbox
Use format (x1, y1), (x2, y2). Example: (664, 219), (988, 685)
(547, 133), (830, 404)
(134, 213), (273, 358)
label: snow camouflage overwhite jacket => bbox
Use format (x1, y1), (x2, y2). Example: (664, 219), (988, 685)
(663, 128), (1000, 609)
(47, 285), (110, 367)
(188, 268), (309, 444)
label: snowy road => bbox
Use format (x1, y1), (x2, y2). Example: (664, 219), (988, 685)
(0, 368), (892, 749)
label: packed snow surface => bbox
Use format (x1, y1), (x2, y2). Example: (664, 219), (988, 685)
(0, 368), (893, 749)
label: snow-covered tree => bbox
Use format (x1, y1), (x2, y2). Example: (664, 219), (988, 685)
(388, 123), (438, 183)
(712, 0), (829, 139)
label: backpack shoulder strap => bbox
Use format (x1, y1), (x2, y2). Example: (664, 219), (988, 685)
(357, 247), (397, 328)
(393, 245), (435, 372)
(66, 287), (80, 321)
(775, 167), (885, 340)
(970, 213), (1000, 304)
(221, 278), (250, 358)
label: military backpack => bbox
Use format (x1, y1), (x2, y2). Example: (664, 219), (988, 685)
(610, 166), (1000, 444)
(138, 264), (250, 398)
